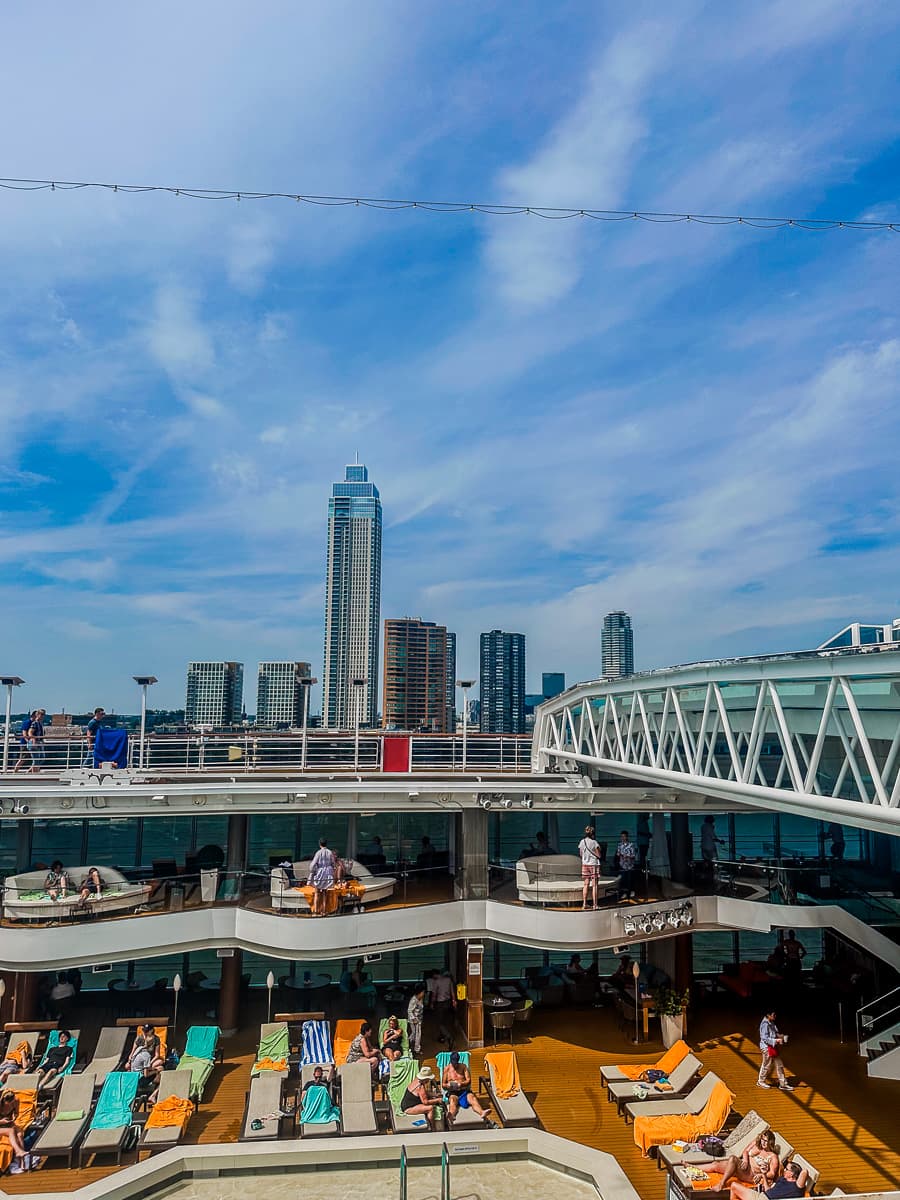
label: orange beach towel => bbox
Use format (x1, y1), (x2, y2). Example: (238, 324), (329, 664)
(633, 1080), (735, 1156)
(485, 1052), (521, 1100)
(0, 1090), (37, 1172)
(6, 1041), (31, 1067)
(145, 1095), (194, 1134)
(252, 1057), (287, 1072)
(334, 1019), (361, 1066)
(614, 1039), (690, 1080)
(296, 879), (365, 915)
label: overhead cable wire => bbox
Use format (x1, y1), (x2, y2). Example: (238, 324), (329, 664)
(0, 175), (897, 232)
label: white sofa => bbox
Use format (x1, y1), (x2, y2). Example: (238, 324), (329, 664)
(516, 854), (620, 906)
(3, 866), (153, 921)
(270, 859), (397, 913)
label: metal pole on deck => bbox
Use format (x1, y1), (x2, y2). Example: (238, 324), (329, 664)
(1, 678), (24, 774)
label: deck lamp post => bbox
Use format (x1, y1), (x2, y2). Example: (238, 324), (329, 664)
(456, 680), (475, 772)
(0, 677), (24, 775)
(266, 970), (276, 1022)
(632, 960), (642, 1044)
(172, 972), (182, 1033)
(352, 678), (367, 772)
(299, 674), (317, 772)
(133, 676), (158, 768)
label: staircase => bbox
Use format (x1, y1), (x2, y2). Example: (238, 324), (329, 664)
(858, 988), (900, 1080)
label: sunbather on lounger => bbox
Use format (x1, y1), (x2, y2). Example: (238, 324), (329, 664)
(706, 1130), (779, 1191)
(732, 1160), (809, 1200)
(299, 1065), (334, 1105)
(0, 1091), (31, 1172)
(400, 1067), (441, 1131)
(37, 1029), (75, 1086)
(441, 1053), (497, 1128)
(0, 1042), (33, 1086)
(381, 1016), (404, 1063)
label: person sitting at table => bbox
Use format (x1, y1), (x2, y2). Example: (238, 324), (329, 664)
(416, 836), (435, 870)
(381, 1014), (404, 1062)
(128, 1024), (164, 1075)
(442, 1051), (497, 1127)
(609, 954), (633, 992)
(77, 866), (105, 909)
(566, 953), (586, 975)
(44, 860), (70, 902)
(346, 1021), (381, 1077)
(400, 1066), (441, 1130)
(704, 1129), (779, 1192)
(36, 1029), (75, 1086)
(306, 838), (337, 916)
(0, 1040), (33, 1086)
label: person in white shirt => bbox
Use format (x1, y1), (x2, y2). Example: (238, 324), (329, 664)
(430, 969), (457, 1046)
(578, 825), (603, 910)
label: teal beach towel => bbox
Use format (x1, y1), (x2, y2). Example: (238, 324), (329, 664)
(40, 1030), (79, 1077)
(300, 1084), (340, 1124)
(90, 1071), (139, 1129)
(184, 1026), (219, 1061)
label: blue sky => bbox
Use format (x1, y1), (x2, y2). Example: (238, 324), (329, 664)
(2, 0), (900, 714)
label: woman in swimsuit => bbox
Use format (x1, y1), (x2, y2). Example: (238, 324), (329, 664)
(381, 1015), (404, 1062)
(0, 1091), (30, 1171)
(400, 1066), (441, 1130)
(707, 1130), (780, 1191)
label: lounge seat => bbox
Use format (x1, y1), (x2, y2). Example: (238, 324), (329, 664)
(239, 1072), (284, 1141)
(270, 859), (396, 912)
(301, 1020), (333, 1066)
(657, 1108), (766, 1173)
(481, 1052), (539, 1128)
(334, 1020), (361, 1066)
(0, 1032), (40, 1078)
(379, 1017), (409, 1057)
(31, 1072), (96, 1167)
(601, 1038), (691, 1087)
(338, 1062), (377, 1136)
(78, 1071), (140, 1166)
(36, 1028), (80, 1096)
(298, 1066), (340, 1138)
(516, 854), (619, 906)
(251, 1022), (289, 1078)
(387, 1059), (433, 1135)
(437, 1051), (489, 1131)
(141, 1069), (194, 1152)
(83, 1027), (129, 1086)
(178, 1025), (221, 1103)
(3, 867), (151, 922)
(608, 1053), (702, 1116)
(0, 1077), (40, 1173)
(631, 1074), (735, 1157)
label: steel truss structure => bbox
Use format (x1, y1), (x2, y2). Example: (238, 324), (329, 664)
(532, 649), (900, 833)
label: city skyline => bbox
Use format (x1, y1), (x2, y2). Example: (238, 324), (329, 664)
(2, 5), (899, 715)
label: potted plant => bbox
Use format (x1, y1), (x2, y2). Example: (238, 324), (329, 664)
(653, 985), (690, 1048)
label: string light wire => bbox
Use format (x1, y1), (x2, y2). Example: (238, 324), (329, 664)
(0, 175), (897, 233)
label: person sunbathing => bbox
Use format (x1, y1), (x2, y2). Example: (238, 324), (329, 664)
(346, 1021), (381, 1077)
(0, 1090), (31, 1173)
(400, 1066), (441, 1130)
(0, 1041), (33, 1086)
(732, 1159), (809, 1200)
(441, 1052), (497, 1127)
(300, 1065), (334, 1104)
(36, 1029), (74, 1086)
(706, 1129), (779, 1191)
(44, 861), (70, 902)
(381, 1015), (404, 1062)
(128, 1024), (164, 1075)
(77, 866), (105, 908)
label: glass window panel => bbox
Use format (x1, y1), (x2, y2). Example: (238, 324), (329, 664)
(141, 817), (194, 867)
(31, 819), (84, 868)
(248, 815), (298, 871)
(499, 943), (544, 980)
(357, 813), (398, 864)
(0, 819), (19, 880)
(777, 814), (822, 860)
(693, 931), (735, 974)
(86, 818), (138, 869)
(554, 812), (592, 855)
(732, 813), (775, 861)
(399, 812), (450, 865)
(299, 813), (349, 860)
(194, 815), (228, 853)
(399, 946), (446, 982)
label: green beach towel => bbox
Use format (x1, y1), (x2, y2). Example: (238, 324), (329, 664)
(40, 1030), (79, 1077)
(387, 1058), (419, 1115)
(379, 1017), (409, 1056)
(258, 1025), (289, 1061)
(90, 1071), (139, 1129)
(184, 1026), (219, 1061)
(177, 1054), (215, 1099)
(300, 1083), (340, 1125)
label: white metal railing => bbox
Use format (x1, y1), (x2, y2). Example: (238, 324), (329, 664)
(0, 732), (535, 776)
(857, 985), (900, 1054)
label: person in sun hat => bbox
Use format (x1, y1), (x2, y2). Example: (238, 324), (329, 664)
(399, 1065), (442, 1129)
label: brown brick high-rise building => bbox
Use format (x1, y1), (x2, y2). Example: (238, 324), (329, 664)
(383, 618), (452, 733)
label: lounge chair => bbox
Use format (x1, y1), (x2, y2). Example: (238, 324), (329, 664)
(298, 1066), (340, 1138)
(78, 1070), (140, 1166)
(437, 1051), (490, 1131)
(658, 1108), (767, 1173)
(600, 1038), (691, 1087)
(36, 1029), (80, 1096)
(141, 1069), (194, 1153)
(301, 1019), (334, 1066)
(338, 1062), (377, 1136)
(239, 1072), (284, 1141)
(334, 1020), (361, 1065)
(0, 1032), (40, 1080)
(481, 1052), (539, 1128)
(83, 1027), (129, 1085)
(31, 1072), (96, 1167)
(608, 1053), (702, 1115)
(631, 1075), (735, 1158)
(378, 1017), (410, 1058)
(251, 1022), (289, 1078)
(177, 1026), (221, 1105)
(387, 1059), (435, 1134)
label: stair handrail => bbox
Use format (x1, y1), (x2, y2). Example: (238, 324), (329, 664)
(441, 1141), (450, 1200)
(856, 986), (900, 1049)
(857, 984), (900, 1020)
(399, 1144), (408, 1200)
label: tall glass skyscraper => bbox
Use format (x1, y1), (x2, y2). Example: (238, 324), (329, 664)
(185, 661), (244, 727)
(601, 610), (634, 680)
(479, 630), (526, 733)
(322, 463), (382, 729)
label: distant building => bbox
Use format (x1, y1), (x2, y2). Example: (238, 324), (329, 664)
(524, 693), (544, 731)
(185, 662), (243, 727)
(256, 662), (312, 727)
(383, 618), (452, 733)
(818, 620), (900, 650)
(445, 631), (457, 732)
(602, 611), (634, 680)
(322, 463), (382, 729)
(479, 630), (526, 734)
(542, 672), (565, 700)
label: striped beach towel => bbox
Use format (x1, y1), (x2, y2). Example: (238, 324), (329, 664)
(302, 1020), (334, 1066)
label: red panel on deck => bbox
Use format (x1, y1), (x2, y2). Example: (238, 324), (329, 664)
(382, 735), (411, 773)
